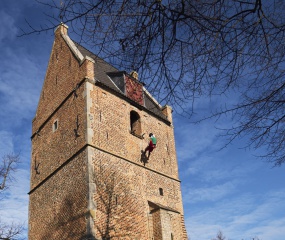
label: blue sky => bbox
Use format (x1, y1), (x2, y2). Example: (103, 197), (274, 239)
(1, 1), (285, 239)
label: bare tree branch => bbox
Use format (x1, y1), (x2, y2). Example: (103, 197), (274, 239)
(0, 154), (20, 191)
(0, 154), (23, 240)
(21, 0), (285, 165)
(0, 222), (24, 240)
(212, 230), (226, 240)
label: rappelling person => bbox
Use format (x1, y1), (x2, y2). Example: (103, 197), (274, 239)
(144, 133), (157, 159)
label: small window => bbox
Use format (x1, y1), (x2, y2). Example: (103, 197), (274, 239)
(53, 120), (58, 132)
(130, 111), (142, 136)
(159, 188), (163, 196)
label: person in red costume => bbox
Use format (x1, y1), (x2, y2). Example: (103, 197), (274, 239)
(144, 133), (157, 158)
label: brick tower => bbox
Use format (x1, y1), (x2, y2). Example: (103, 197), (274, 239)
(28, 23), (187, 240)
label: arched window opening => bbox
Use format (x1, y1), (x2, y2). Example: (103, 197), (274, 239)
(130, 111), (142, 136)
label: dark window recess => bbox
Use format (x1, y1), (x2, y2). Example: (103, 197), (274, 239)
(159, 188), (164, 196)
(130, 111), (142, 136)
(53, 120), (58, 132)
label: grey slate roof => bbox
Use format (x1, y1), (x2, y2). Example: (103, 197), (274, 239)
(73, 42), (170, 124)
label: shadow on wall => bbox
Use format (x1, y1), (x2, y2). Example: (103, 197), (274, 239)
(40, 189), (89, 240)
(93, 158), (143, 239)
(140, 150), (149, 166)
(39, 158), (145, 239)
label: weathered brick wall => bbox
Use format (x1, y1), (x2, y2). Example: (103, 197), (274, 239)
(85, 81), (187, 239)
(89, 147), (185, 239)
(31, 83), (86, 188)
(169, 212), (185, 240)
(147, 212), (154, 238)
(160, 210), (184, 240)
(152, 210), (163, 239)
(90, 148), (149, 239)
(145, 172), (182, 212)
(88, 85), (179, 179)
(29, 24), (92, 240)
(28, 150), (88, 240)
(149, 209), (184, 240)
(32, 24), (94, 133)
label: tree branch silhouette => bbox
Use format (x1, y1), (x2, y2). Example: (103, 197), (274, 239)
(21, 0), (285, 165)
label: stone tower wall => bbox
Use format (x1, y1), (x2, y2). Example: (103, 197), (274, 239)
(32, 24), (93, 133)
(85, 82), (186, 239)
(88, 147), (184, 239)
(29, 24), (91, 239)
(28, 150), (88, 240)
(87, 84), (179, 179)
(30, 82), (86, 188)
(29, 23), (188, 240)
